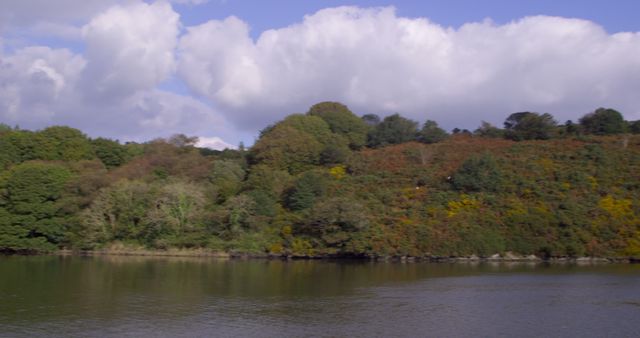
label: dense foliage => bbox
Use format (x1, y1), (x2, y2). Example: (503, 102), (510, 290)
(1, 104), (639, 258)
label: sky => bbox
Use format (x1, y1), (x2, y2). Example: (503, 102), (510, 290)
(1, 1), (639, 149)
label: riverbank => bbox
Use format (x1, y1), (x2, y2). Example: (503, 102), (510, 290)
(43, 248), (639, 264)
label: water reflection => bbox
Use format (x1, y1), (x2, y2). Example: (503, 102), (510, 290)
(1, 256), (639, 337)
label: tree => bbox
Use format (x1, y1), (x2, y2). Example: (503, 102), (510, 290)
(319, 134), (351, 165)
(474, 121), (504, 138)
(564, 120), (579, 135)
(210, 160), (245, 203)
(307, 102), (370, 149)
(629, 120), (640, 134)
(92, 138), (129, 168)
(286, 171), (328, 211)
(0, 162), (73, 251)
(503, 112), (557, 141)
(167, 134), (199, 148)
(251, 125), (324, 174)
(148, 181), (207, 235)
(452, 153), (504, 192)
(0, 130), (40, 169)
(418, 120), (448, 144)
(579, 108), (626, 135)
(362, 114), (381, 126)
(280, 114), (334, 143)
(301, 197), (369, 250)
(81, 180), (158, 246)
(367, 113), (418, 147)
(244, 164), (292, 199)
(0, 123), (11, 134)
(36, 126), (95, 161)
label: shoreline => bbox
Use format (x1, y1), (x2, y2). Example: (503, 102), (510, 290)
(23, 249), (634, 264)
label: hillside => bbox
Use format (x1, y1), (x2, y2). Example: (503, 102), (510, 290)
(1, 105), (639, 259)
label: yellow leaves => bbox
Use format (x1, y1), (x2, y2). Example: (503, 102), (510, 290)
(269, 243), (284, 254)
(538, 158), (554, 173)
(281, 225), (292, 236)
(599, 195), (633, 219)
(447, 194), (480, 217)
(588, 176), (598, 189)
(623, 231), (640, 257)
(329, 165), (346, 180)
(291, 237), (314, 256)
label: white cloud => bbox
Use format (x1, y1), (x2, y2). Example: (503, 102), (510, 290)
(178, 6), (640, 130)
(0, 2), (235, 145)
(80, 1), (180, 100)
(0, 46), (85, 123)
(197, 136), (236, 150)
(69, 89), (234, 143)
(178, 16), (262, 110)
(3, 4), (640, 148)
(0, 1), (150, 44)
(169, 0), (210, 5)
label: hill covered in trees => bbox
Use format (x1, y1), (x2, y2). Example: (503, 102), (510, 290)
(1, 103), (640, 259)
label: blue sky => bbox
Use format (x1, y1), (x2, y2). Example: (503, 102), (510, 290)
(1, 0), (639, 148)
(177, 0), (640, 36)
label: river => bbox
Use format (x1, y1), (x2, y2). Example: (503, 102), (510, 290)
(1, 256), (639, 337)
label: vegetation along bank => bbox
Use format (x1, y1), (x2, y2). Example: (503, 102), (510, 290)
(1, 102), (639, 260)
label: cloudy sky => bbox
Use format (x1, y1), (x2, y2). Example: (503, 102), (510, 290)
(1, 0), (639, 149)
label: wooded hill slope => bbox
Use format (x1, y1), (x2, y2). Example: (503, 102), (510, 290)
(1, 103), (639, 258)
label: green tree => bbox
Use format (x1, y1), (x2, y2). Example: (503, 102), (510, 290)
(81, 180), (158, 246)
(286, 171), (328, 211)
(147, 180), (207, 235)
(367, 113), (418, 147)
(474, 121), (504, 138)
(280, 114), (334, 143)
(244, 165), (292, 199)
(92, 138), (129, 168)
(0, 162), (73, 251)
(564, 120), (579, 135)
(418, 120), (448, 144)
(210, 160), (245, 203)
(319, 134), (351, 165)
(452, 153), (504, 192)
(301, 197), (369, 251)
(251, 125), (324, 174)
(36, 126), (95, 161)
(167, 134), (199, 148)
(0, 123), (11, 134)
(0, 130), (40, 169)
(579, 108), (626, 135)
(362, 114), (381, 126)
(503, 112), (557, 140)
(307, 102), (370, 149)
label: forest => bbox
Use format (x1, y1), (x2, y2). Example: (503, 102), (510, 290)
(1, 103), (639, 259)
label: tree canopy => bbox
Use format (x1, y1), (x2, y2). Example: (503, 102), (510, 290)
(579, 108), (626, 135)
(367, 114), (419, 147)
(503, 112), (557, 140)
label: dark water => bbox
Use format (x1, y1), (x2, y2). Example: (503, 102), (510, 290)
(1, 256), (639, 337)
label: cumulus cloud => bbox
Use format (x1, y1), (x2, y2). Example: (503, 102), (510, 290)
(178, 6), (640, 130)
(68, 89), (234, 143)
(0, 0), (134, 39)
(3, 3), (640, 146)
(0, 1), (234, 144)
(197, 136), (236, 150)
(0, 46), (85, 123)
(80, 1), (180, 100)
(169, 0), (210, 5)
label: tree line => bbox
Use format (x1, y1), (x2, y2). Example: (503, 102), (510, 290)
(1, 103), (639, 258)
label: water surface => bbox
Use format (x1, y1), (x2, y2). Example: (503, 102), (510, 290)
(1, 256), (639, 337)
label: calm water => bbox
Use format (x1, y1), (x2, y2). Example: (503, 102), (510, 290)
(1, 256), (639, 337)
